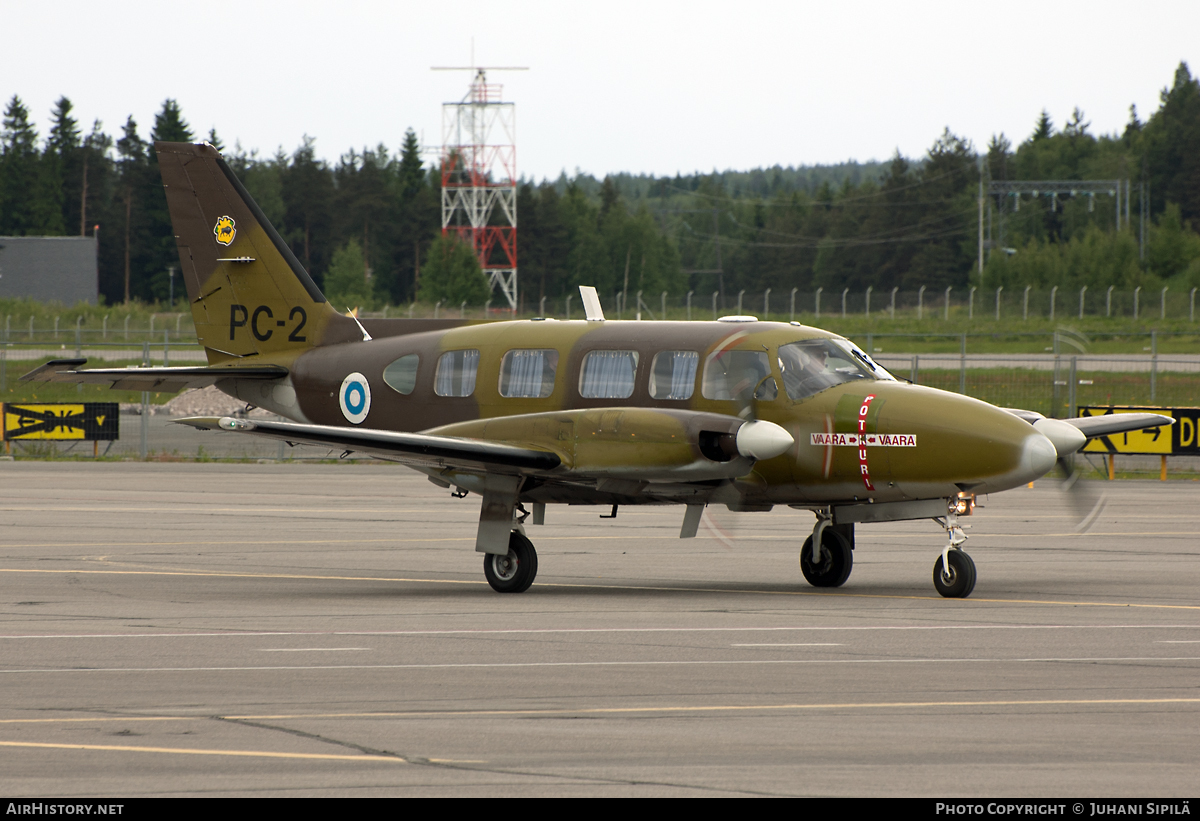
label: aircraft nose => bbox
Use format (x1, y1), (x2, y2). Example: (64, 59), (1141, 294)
(860, 384), (1061, 497)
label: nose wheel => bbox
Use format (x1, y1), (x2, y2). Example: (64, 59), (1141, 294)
(483, 531), (538, 593)
(933, 549), (976, 598)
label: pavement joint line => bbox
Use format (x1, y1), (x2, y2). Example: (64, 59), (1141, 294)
(2, 656), (1200, 674)
(0, 739), (406, 762)
(1, 624), (1198, 640)
(3, 566), (1200, 609)
(4, 696), (1200, 725)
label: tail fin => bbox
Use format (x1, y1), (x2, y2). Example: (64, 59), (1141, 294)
(156, 141), (358, 363)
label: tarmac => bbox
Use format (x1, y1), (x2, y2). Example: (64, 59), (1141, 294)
(0, 461), (1198, 797)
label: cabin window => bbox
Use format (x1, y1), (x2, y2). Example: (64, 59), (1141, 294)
(701, 349), (774, 401)
(382, 354), (419, 395)
(648, 350), (698, 400)
(498, 349), (559, 398)
(434, 349), (479, 397)
(579, 350), (639, 399)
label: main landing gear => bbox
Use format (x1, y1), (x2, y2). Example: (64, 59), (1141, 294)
(800, 517), (853, 588)
(483, 530), (539, 593)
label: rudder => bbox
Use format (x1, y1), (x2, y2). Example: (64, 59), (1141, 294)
(156, 141), (357, 363)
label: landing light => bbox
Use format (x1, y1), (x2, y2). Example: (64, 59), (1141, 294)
(952, 493), (975, 516)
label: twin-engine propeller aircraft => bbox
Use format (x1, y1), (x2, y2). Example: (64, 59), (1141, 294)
(26, 142), (1172, 597)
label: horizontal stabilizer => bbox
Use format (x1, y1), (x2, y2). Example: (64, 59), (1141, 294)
(175, 416), (563, 472)
(21, 359), (288, 393)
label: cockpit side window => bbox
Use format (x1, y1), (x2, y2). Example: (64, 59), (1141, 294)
(701, 349), (774, 401)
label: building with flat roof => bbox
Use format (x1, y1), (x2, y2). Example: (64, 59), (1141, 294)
(0, 236), (98, 305)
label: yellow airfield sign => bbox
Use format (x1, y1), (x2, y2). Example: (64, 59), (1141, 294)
(1, 403), (120, 441)
(1080, 406), (1194, 455)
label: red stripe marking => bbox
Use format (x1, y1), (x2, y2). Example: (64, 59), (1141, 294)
(857, 394), (876, 491)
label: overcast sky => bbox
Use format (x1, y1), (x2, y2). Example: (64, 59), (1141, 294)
(3, 1), (1198, 182)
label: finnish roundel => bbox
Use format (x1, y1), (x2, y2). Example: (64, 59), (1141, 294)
(339, 372), (371, 424)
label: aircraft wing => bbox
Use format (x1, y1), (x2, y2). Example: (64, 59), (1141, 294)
(176, 416), (563, 473)
(1063, 412), (1174, 438)
(1002, 407), (1173, 458)
(21, 359), (288, 393)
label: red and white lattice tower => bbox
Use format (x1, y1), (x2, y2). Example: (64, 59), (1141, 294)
(439, 68), (520, 310)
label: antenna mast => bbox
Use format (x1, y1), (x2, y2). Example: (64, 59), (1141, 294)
(433, 64), (527, 311)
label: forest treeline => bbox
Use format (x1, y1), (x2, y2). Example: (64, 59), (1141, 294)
(1, 62), (1198, 309)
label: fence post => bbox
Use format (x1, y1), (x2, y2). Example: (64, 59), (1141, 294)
(944, 286), (951, 321)
(1192, 288), (1197, 323)
(163, 328), (169, 366)
(762, 288), (770, 320)
(890, 287), (897, 320)
(1079, 286), (1087, 319)
(75, 317), (82, 357)
(737, 290), (745, 315)
(815, 288), (822, 320)
(712, 291), (718, 320)
(911, 354), (919, 385)
(866, 286), (872, 319)
(687, 290), (693, 321)
(54, 316), (59, 339)
(790, 288), (796, 322)
(1106, 285), (1114, 317)
(141, 341), (150, 460)
(662, 291), (667, 320)
(1069, 356), (1077, 418)
(1050, 285), (1057, 320)
(1161, 286), (1169, 320)
(996, 286), (1002, 321)
(1134, 286), (1140, 320)
(959, 333), (966, 394)
(918, 285), (925, 320)
(1023, 285), (1030, 320)
(841, 288), (848, 318)
(539, 296), (546, 317)
(124, 315), (130, 340)
(968, 286), (975, 321)
(1151, 329), (1157, 402)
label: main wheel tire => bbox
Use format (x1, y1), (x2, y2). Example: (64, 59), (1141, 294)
(483, 531), (538, 593)
(800, 529), (853, 588)
(933, 549), (976, 598)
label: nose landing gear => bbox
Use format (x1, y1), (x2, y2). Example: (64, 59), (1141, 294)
(933, 547), (976, 598)
(932, 505), (975, 598)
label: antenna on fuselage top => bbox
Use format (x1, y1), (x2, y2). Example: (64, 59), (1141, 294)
(579, 286), (605, 321)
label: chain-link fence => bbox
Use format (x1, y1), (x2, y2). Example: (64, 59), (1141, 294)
(3, 334), (1197, 460)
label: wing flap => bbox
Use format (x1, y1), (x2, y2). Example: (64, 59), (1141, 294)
(176, 416), (563, 472)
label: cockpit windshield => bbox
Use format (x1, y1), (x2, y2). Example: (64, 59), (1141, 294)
(777, 338), (896, 401)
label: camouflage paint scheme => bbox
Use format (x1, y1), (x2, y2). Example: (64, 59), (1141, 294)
(33, 141), (1123, 597)
(134, 142), (1044, 512)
